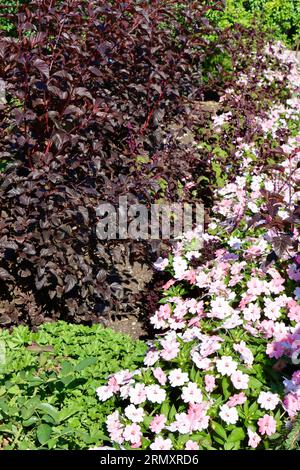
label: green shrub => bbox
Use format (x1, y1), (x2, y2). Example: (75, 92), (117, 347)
(208, 0), (300, 47)
(0, 322), (147, 449)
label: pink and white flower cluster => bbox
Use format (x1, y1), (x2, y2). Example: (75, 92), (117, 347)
(96, 42), (300, 450)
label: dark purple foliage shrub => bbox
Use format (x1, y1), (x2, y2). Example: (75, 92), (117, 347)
(0, 0), (225, 326)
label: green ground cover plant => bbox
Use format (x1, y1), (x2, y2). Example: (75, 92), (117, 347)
(0, 322), (146, 449)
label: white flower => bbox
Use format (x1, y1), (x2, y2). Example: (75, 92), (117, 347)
(146, 385), (166, 404)
(96, 386), (114, 401)
(228, 237), (243, 249)
(231, 371), (249, 390)
(219, 404), (239, 425)
(150, 437), (173, 450)
(173, 256), (188, 279)
(243, 303), (261, 322)
(153, 257), (169, 271)
(181, 382), (203, 404)
(209, 298), (234, 320)
(222, 313), (243, 329)
(124, 405), (145, 423)
(168, 368), (189, 387)
(257, 391), (280, 411)
(216, 356), (238, 376)
(128, 383), (147, 405)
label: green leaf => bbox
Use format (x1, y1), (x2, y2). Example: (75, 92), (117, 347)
(58, 406), (81, 423)
(37, 423), (52, 445)
(211, 421), (227, 440)
(37, 403), (59, 422)
(227, 427), (245, 443)
(75, 357), (98, 372)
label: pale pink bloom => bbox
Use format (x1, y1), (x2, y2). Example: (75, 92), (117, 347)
(146, 385), (166, 404)
(107, 376), (121, 393)
(191, 353), (212, 370)
(144, 349), (160, 366)
(185, 440), (200, 450)
(257, 414), (276, 436)
(227, 392), (247, 407)
(96, 385), (114, 401)
(268, 276), (285, 294)
(233, 341), (254, 366)
(107, 411), (121, 432)
(109, 427), (125, 445)
(264, 299), (282, 321)
(160, 338), (180, 361)
(168, 412), (191, 434)
(168, 368), (189, 387)
(242, 303), (261, 322)
(209, 297), (234, 320)
(123, 423), (142, 445)
(219, 404), (239, 425)
(163, 279), (176, 290)
(247, 278), (267, 298)
(153, 367), (167, 385)
(124, 405), (145, 423)
(288, 300), (300, 322)
(231, 371), (249, 390)
(185, 269), (197, 285)
(149, 414), (167, 434)
(181, 382), (203, 404)
(247, 429), (261, 449)
(196, 270), (210, 288)
(150, 437), (173, 450)
(129, 383), (147, 405)
(216, 356), (238, 376)
(204, 375), (216, 393)
(283, 392), (300, 417)
(119, 383), (132, 399)
(153, 257), (169, 271)
(173, 255), (188, 279)
(257, 391), (280, 411)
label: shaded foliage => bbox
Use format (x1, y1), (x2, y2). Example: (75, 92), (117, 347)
(0, 0), (224, 326)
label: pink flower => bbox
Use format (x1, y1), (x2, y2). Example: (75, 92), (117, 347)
(283, 392), (300, 417)
(204, 375), (216, 393)
(246, 278), (266, 298)
(185, 440), (200, 450)
(153, 367), (167, 385)
(144, 349), (160, 366)
(227, 392), (247, 407)
(257, 414), (277, 436)
(160, 338), (180, 361)
(247, 429), (261, 449)
(150, 414), (167, 434)
(288, 300), (300, 322)
(163, 279), (176, 290)
(123, 423), (142, 445)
